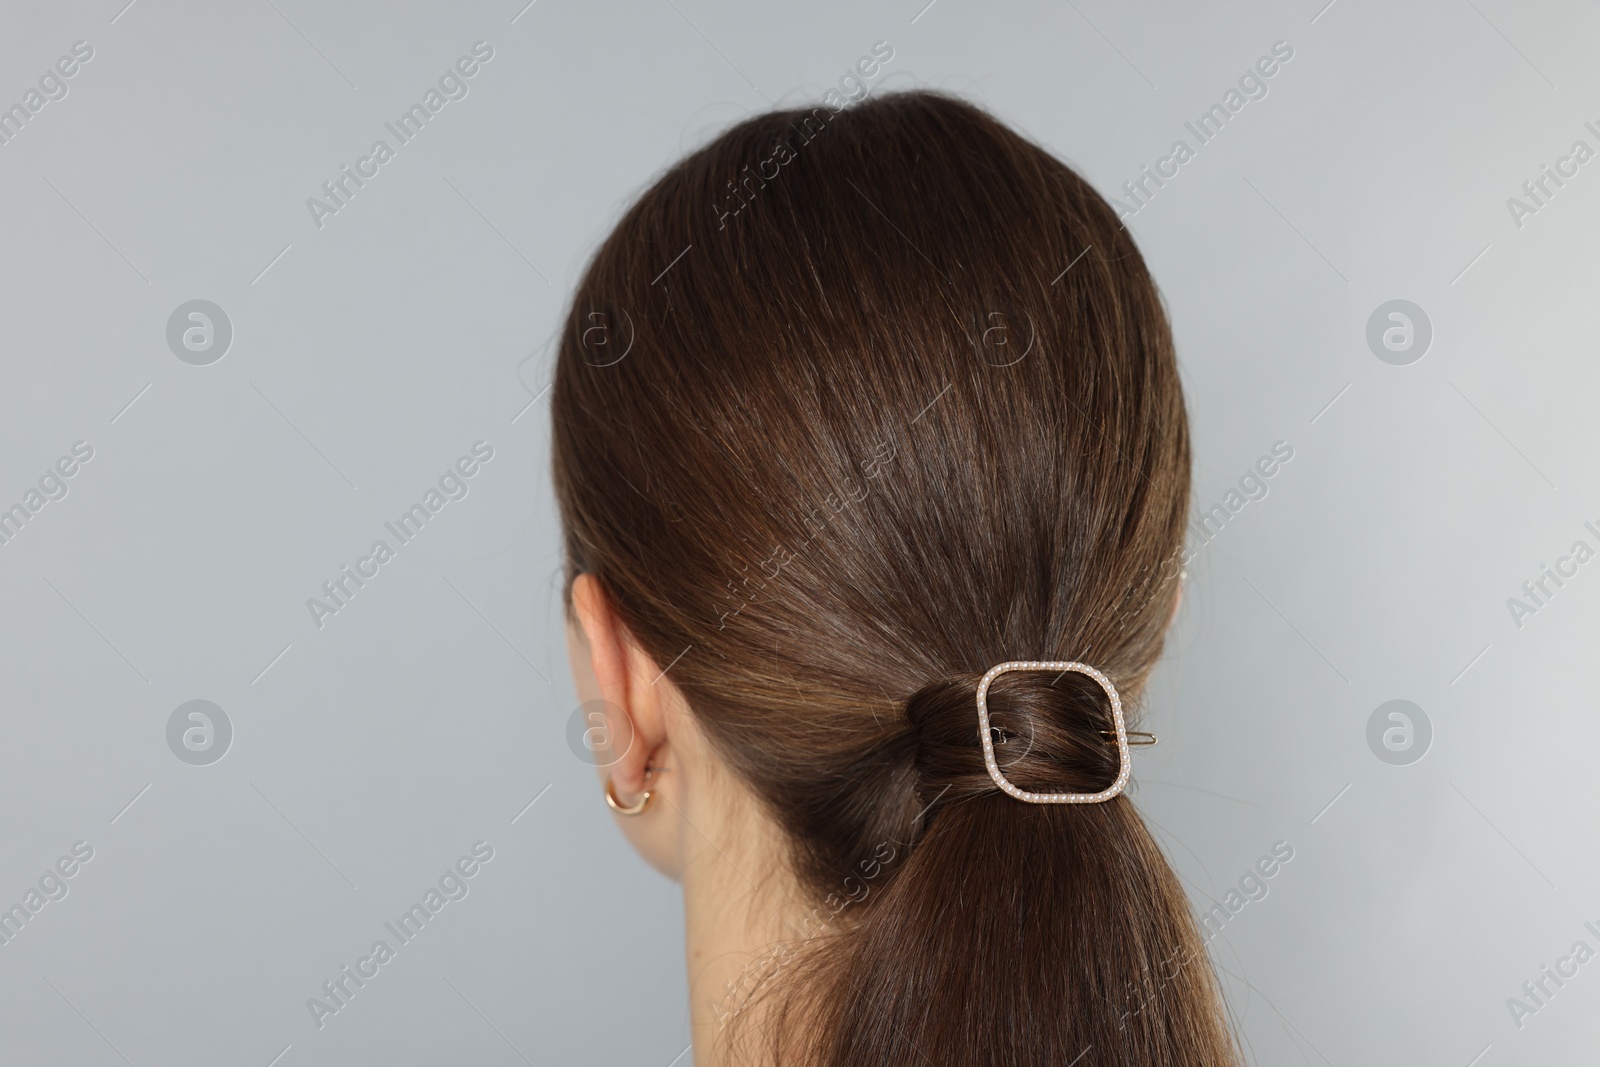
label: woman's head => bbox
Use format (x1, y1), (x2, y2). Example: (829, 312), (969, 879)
(553, 89), (1236, 1066)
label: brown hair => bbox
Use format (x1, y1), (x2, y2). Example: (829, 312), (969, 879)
(551, 89), (1239, 1066)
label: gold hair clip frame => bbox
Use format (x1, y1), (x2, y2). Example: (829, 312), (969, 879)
(976, 660), (1133, 804)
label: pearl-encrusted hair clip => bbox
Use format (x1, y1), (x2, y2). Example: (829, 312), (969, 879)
(975, 660), (1135, 804)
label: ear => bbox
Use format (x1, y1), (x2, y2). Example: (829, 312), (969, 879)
(570, 574), (669, 798)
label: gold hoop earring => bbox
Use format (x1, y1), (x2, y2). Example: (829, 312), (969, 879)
(605, 775), (652, 816)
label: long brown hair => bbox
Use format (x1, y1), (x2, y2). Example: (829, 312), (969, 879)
(551, 89), (1240, 1066)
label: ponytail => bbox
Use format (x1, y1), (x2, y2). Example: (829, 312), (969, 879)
(748, 672), (1239, 1066)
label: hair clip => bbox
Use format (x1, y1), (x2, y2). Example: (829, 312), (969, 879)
(1102, 730), (1158, 746)
(976, 660), (1132, 804)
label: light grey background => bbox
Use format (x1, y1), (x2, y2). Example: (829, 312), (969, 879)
(0, 0), (1595, 1063)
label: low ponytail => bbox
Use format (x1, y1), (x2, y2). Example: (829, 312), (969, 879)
(751, 672), (1239, 1067)
(552, 88), (1240, 1065)
(808, 806), (1231, 1064)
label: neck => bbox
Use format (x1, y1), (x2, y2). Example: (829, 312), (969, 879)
(677, 768), (805, 1067)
